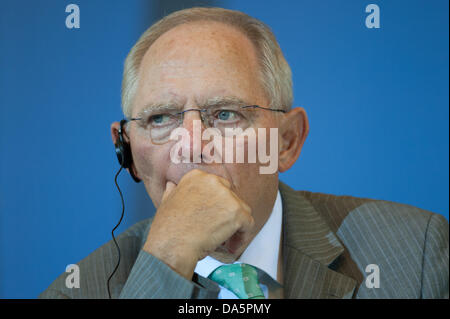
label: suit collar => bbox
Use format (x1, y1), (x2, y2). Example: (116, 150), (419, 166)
(279, 181), (357, 298)
(279, 182), (344, 266)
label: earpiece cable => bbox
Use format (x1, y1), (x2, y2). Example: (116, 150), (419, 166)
(107, 165), (125, 299)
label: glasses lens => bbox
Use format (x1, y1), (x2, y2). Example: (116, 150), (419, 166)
(131, 110), (180, 144)
(206, 105), (253, 136)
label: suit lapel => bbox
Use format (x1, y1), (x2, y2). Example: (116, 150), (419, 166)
(279, 182), (357, 298)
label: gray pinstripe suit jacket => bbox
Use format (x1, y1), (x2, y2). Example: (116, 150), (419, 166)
(39, 182), (449, 299)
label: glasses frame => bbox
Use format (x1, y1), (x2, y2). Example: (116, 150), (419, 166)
(129, 104), (285, 123)
(125, 104), (286, 144)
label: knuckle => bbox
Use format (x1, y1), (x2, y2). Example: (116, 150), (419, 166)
(182, 169), (205, 186)
(205, 173), (219, 183)
(248, 215), (255, 228)
(240, 201), (251, 214)
(216, 175), (231, 188)
(204, 173), (230, 188)
(228, 198), (241, 214)
(188, 169), (203, 177)
(234, 219), (243, 230)
(207, 174), (228, 190)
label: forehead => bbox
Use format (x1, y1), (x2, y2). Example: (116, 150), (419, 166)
(133, 21), (267, 114)
(143, 21), (259, 71)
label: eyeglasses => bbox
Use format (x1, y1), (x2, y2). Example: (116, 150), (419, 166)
(127, 104), (286, 144)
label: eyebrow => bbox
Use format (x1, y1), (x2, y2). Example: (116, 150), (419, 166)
(135, 102), (182, 118)
(135, 96), (251, 118)
(198, 96), (250, 108)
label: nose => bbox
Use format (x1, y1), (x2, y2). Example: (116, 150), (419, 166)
(178, 110), (208, 163)
(181, 109), (204, 132)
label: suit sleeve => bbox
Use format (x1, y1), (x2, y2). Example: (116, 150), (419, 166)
(119, 249), (220, 299)
(38, 289), (71, 299)
(421, 213), (449, 299)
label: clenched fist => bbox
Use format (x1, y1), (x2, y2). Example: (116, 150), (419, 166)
(143, 169), (255, 280)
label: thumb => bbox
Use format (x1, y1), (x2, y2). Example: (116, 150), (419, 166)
(161, 181), (176, 202)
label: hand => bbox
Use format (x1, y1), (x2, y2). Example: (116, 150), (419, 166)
(143, 169), (255, 280)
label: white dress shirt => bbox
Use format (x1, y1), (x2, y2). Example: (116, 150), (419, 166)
(194, 190), (283, 299)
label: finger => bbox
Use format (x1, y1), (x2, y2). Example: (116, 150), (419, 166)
(162, 181), (176, 202)
(229, 191), (252, 216)
(216, 175), (231, 189)
(225, 215), (254, 255)
(238, 211), (255, 235)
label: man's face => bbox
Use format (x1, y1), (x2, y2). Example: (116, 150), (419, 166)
(126, 21), (281, 240)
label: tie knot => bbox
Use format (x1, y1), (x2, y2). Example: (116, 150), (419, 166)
(208, 263), (265, 299)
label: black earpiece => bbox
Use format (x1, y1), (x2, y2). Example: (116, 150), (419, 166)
(114, 119), (141, 183)
(108, 119), (141, 298)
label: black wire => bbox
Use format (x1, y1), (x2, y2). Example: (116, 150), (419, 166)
(107, 165), (125, 299)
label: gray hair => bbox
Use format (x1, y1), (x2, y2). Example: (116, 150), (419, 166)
(121, 7), (293, 119)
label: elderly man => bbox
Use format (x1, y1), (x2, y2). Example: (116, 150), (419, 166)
(40, 7), (448, 299)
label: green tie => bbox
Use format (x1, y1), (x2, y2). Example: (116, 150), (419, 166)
(208, 263), (265, 299)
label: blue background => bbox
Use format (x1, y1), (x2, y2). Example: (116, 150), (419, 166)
(0, 0), (448, 298)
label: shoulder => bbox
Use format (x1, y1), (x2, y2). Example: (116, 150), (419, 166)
(294, 187), (440, 235)
(290, 186), (448, 298)
(39, 218), (153, 299)
(279, 182), (445, 242)
(295, 187), (446, 252)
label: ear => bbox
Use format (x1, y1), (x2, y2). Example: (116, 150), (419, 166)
(111, 121), (121, 145)
(278, 107), (309, 172)
(110, 121), (141, 180)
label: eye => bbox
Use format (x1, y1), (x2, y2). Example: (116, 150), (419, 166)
(217, 110), (239, 121)
(149, 114), (172, 126)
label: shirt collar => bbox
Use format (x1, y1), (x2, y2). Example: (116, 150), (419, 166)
(194, 190), (283, 283)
